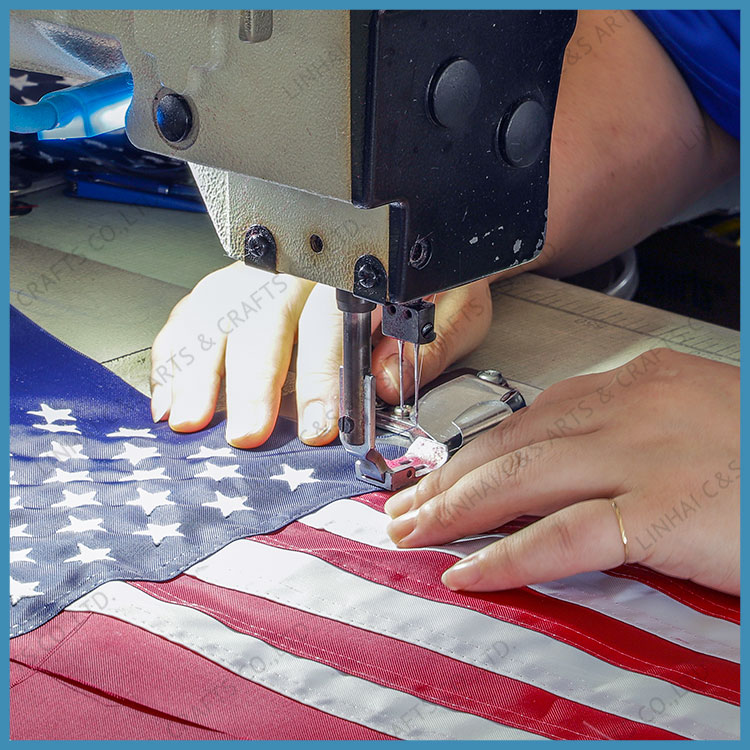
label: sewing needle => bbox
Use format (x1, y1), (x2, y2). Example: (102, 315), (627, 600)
(412, 342), (420, 426)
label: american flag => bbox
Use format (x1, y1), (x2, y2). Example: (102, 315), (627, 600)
(9, 308), (740, 739)
(9, 306), (399, 637)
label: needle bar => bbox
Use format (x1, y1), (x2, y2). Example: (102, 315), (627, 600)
(397, 338), (405, 414)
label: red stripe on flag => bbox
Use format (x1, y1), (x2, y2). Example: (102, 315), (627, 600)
(132, 575), (681, 740)
(10, 610), (391, 740)
(259, 520), (739, 705)
(11, 659), (225, 741)
(605, 567), (740, 625)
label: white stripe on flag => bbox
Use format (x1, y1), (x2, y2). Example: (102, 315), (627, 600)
(66, 581), (544, 741)
(299, 499), (740, 663)
(300, 498), (504, 556)
(186, 539), (739, 741)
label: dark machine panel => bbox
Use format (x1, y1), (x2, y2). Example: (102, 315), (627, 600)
(351, 10), (577, 302)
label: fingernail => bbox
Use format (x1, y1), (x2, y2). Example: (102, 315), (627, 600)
(384, 485), (418, 518)
(225, 402), (270, 445)
(150, 386), (170, 423)
(299, 400), (330, 441)
(383, 353), (413, 396)
(386, 508), (419, 545)
(167, 403), (190, 429)
(442, 555), (483, 590)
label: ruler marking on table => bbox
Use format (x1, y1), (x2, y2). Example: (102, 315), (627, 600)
(497, 288), (739, 362)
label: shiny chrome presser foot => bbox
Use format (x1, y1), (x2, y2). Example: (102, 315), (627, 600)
(342, 367), (526, 491)
(336, 289), (526, 491)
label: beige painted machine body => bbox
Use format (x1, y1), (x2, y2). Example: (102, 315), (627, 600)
(10, 9), (389, 290)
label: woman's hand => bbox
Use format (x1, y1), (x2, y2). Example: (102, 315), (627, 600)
(150, 262), (331, 448)
(385, 348), (740, 596)
(150, 261), (493, 448)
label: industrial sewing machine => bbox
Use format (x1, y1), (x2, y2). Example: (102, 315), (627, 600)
(10, 9), (576, 490)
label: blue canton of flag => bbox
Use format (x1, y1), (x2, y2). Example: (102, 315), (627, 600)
(9, 307), (396, 636)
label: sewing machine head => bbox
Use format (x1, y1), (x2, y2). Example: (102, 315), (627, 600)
(11, 9), (576, 488)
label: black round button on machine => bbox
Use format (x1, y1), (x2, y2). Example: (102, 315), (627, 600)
(155, 93), (194, 144)
(497, 98), (549, 168)
(428, 58), (482, 130)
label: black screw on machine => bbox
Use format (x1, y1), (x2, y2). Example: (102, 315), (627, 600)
(409, 237), (432, 269)
(244, 225), (276, 260)
(356, 261), (380, 289)
(353, 255), (387, 299)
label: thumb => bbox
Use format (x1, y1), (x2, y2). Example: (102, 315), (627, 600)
(372, 279), (493, 404)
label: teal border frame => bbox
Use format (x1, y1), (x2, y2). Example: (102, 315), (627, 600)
(2, 3), (743, 747)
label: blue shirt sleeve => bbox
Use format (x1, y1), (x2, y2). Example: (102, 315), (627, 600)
(635, 10), (739, 140)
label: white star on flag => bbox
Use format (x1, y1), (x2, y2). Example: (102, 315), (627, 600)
(51, 490), (100, 509)
(27, 403), (76, 423)
(112, 442), (161, 466)
(10, 548), (35, 564)
(64, 542), (116, 564)
(10, 577), (44, 606)
(40, 441), (89, 462)
(10, 524), (31, 538)
(187, 446), (235, 459)
(134, 522), (184, 546)
(10, 496), (22, 511)
(32, 423), (81, 434)
(126, 488), (174, 516)
(118, 467), (170, 482)
(195, 462), (243, 481)
(10, 72), (38, 91)
(10, 471), (18, 485)
(202, 491), (252, 518)
(106, 427), (156, 439)
(56, 516), (107, 534)
(83, 137), (110, 150)
(44, 468), (93, 484)
(56, 75), (85, 87)
(270, 464), (320, 492)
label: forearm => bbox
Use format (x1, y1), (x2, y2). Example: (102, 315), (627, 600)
(494, 9), (739, 282)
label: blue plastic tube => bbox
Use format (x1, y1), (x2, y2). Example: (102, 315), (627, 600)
(9, 99), (57, 133)
(10, 72), (133, 139)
